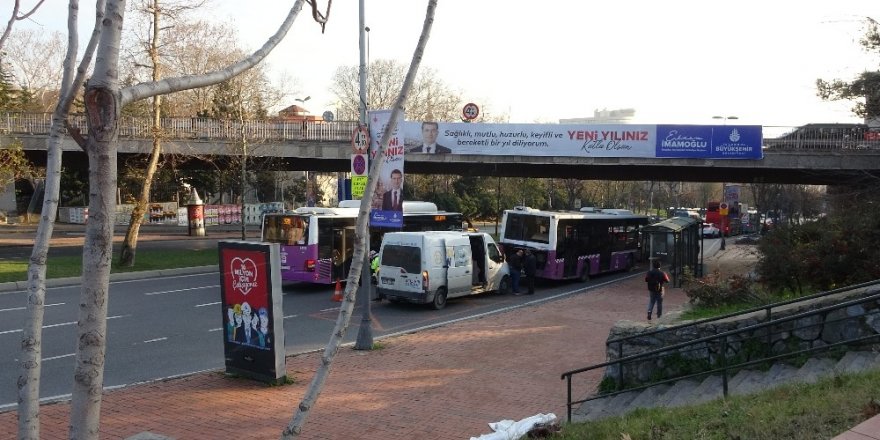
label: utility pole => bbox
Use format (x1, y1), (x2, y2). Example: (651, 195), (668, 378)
(354, 0), (373, 350)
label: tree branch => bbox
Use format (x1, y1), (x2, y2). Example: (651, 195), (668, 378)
(120, 0), (306, 106)
(65, 119), (88, 151)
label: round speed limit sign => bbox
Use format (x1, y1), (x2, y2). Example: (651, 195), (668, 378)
(351, 125), (370, 154)
(462, 102), (480, 121)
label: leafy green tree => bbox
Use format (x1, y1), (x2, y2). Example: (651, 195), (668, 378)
(757, 190), (880, 294)
(817, 17), (880, 121)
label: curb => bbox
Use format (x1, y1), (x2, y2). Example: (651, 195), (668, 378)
(0, 265), (218, 294)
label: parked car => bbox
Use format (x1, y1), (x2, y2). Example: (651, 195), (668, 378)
(702, 223), (721, 238)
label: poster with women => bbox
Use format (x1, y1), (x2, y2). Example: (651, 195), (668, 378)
(368, 109), (405, 228)
(218, 241), (286, 384)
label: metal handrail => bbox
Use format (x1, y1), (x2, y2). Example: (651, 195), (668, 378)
(607, 279), (880, 355)
(0, 111), (359, 143)
(3, 112), (879, 151)
(567, 332), (880, 413)
(562, 287), (880, 422)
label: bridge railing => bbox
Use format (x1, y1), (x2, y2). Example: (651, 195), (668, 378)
(2, 112), (877, 151)
(0, 112), (360, 143)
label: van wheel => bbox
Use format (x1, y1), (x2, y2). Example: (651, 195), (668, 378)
(498, 276), (511, 295)
(431, 287), (448, 310)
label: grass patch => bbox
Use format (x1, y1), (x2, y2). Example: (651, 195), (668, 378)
(0, 248), (219, 283)
(680, 300), (773, 321)
(554, 368), (880, 439)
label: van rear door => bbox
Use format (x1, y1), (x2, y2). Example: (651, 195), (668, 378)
(378, 240), (424, 295)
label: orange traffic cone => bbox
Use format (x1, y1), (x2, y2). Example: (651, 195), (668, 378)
(331, 279), (343, 302)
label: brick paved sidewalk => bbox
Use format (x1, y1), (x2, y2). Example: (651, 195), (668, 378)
(0, 274), (684, 440)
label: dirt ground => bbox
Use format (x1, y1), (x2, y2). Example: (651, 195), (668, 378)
(702, 240), (761, 279)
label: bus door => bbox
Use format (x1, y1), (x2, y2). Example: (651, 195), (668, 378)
(560, 225), (578, 278)
(331, 227), (356, 281)
(320, 218), (356, 282)
(598, 222), (612, 272)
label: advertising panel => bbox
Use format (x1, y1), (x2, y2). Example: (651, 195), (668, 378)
(218, 241), (286, 384)
(397, 121), (763, 159)
(368, 110), (405, 228)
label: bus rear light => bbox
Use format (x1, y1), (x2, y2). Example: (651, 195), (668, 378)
(305, 259), (316, 271)
(422, 271), (429, 291)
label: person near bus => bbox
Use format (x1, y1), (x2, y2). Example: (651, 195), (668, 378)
(523, 249), (537, 295)
(508, 248), (524, 294)
(645, 259), (670, 321)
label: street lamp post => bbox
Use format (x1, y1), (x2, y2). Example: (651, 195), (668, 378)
(354, 0), (374, 351)
(712, 115), (739, 124)
(712, 116), (738, 251)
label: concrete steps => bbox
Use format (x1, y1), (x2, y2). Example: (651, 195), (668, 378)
(573, 351), (880, 422)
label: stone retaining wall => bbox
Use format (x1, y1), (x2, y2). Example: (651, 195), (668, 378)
(603, 282), (880, 387)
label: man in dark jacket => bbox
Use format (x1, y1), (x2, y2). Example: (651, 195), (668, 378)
(645, 259), (670, 321)
(523, 249), (537, 295)
(508, 249), (523, 294)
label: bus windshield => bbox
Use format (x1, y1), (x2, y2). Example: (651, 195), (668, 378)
(262, 214), (309, 245)
(503, 213), (551, 244)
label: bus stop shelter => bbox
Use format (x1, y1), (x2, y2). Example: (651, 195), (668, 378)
(640, 217), (702, 287)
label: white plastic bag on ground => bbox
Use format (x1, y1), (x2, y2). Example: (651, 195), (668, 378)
(469, 413), (558, 440)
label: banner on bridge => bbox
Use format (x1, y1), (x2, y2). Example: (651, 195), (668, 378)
(396, 121), (763, 159)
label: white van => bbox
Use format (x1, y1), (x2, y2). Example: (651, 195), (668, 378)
(376, 231), (511, 309)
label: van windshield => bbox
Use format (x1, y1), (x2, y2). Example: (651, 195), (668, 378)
(381, 245), (421, 273)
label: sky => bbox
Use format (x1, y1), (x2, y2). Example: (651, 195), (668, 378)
(13, 0), (880, 129)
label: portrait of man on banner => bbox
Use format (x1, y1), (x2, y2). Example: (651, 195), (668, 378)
(368, 109), (405, 228)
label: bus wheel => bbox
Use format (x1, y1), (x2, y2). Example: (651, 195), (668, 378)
(498, 275), (511, 295)
(579, 268), (590, 283)
(431, 287), (448, 310)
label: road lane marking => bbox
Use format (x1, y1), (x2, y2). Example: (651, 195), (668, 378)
(144, 285), (220, 296)
(195, 301), (220, 308)
(143, 337), (167, 343)
(283, 314), (299, 319)
(0, 314), (128, 335)
(208, 327), (222, 332)
(0, 302), (64, 313)
(43, 353), (75, 361)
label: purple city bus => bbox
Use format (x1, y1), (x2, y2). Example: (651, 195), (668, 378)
(499, 206), (648, 281)
(261, 201), (464, 285)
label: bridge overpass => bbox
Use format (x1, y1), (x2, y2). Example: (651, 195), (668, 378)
(3, 112), (880, 185)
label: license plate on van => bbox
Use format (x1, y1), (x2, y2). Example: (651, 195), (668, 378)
(380, 276), (396, 286)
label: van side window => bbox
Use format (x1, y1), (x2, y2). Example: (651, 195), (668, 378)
(454, 245), (471, 267)
(487, 243), (501, 262)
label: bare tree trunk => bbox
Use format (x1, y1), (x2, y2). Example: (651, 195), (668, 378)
(120, 0), (164, 267)
(71, 84), (120, 439)
(18, 1), (103, 438)
(282, 0), (438, 437)
(65, 0), (305, 436)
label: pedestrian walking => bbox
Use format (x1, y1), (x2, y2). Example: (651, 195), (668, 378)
(508, 249), (523, 294)
(644, 258), (670, 321)
(523, 249), (537, 295)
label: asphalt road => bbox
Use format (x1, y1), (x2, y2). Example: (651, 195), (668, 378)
(0, 263), (651, 410)
(0, 232), (722, 410)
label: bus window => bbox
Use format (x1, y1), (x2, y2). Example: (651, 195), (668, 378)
(282, 216), (308, 245)
(504, 213), (550, 243)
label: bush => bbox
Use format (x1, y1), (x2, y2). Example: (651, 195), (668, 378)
(682, 267), (763, 308)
